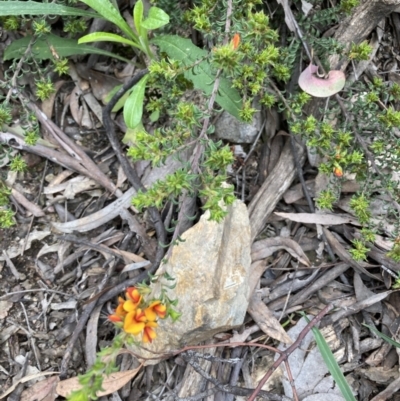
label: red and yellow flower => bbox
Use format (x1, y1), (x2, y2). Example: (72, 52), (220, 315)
(109, 287), (167, 343)
(108, 296), (128, 322)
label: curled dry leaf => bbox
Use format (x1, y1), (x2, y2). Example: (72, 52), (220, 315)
(248, 294), (293, 344)
(56, 367), (143, 398)
(275, 211), (354, 225)
(251, 237), (311, 267)
(21, 376), (60, 401)
(0, 230), (51, 261)
(0, 372), (58, 400)
(0, 300), (13, 320)
(298, 64), (345, 98)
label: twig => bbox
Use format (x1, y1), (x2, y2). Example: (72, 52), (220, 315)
(182, 352), (289, 401)
(247, 303), (334, 401)
(5, 37), (36, 104)
(0, 288), (73, 300)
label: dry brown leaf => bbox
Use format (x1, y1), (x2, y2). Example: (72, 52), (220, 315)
(0, 300), (13, 319)
(0, 372), (58, 400)
(56, 367), (143, 398)
(52, 188), (136, 233)
(0, 230), (51, 261)
(69, 85), (83, 125)
(21, 375), (59, 401)
(248, 294), (293, 344)
(251, 237), (311, 267)
(41, 80), (65, 119)
(75, 63), (121, 103)
(275, 211), (353, 225)
(11, 188), (45, 217)
(112, 248), (147, 263)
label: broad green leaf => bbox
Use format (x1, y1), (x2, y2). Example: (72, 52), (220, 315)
(79, 0), (136, 41)
(142, 7), (169, 30)
(4, 34), (130, 63)
(0, 1), (100, 18)
(302, 314), (356, 401)
(133, 0), (144, 36)
(123, 75), (149, 129)
(363, 324), (400, 348)
(152, 35), (242, 120)
(79, 32), (140, 49)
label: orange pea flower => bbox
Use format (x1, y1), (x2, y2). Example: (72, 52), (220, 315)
(126, 287), (141, 303)
(124, 308), (148, 334)
(143, 321), (158, 343)
(231, 33), (240, 50)
(146, 301), (167, 320)
(108, 296), (128, 322)
(124, 287), (142, 312)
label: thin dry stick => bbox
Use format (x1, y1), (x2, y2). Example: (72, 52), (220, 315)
(5, 37), (36, 103)
(247, 303), (334, 401)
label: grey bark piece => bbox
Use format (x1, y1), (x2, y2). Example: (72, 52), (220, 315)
(132, 200), (251, 362)
(249, 138), (306, 241)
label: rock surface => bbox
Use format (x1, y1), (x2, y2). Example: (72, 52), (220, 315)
(133, 200), (251, 361)
(215, 107), (261, 143)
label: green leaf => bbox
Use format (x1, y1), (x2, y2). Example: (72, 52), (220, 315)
(78, 0), (136, 41)
(133, 0), (144, 35)
(122, 121), (145, 144)
(78, 32), (140, 48)
(363, 324), (400, 348)
(103, 85), (132, 113)
(142, 7), (169, 30)
(0, 1), (100, 18)
(152, 35), (242, 120)
(123, 75), (149, 129)
(4, 34), (130, 63)
(302, 314), (356, 401)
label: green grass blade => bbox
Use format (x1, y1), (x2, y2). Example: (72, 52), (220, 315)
(4, 34), (130, 63)
(363, 324), (400, 348)
(0, 1), (100, 18)
(306, 319), (356, 401)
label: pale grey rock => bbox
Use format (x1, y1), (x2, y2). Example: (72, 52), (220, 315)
(215, 108), (262, 143)
(132, 200), (251, 361)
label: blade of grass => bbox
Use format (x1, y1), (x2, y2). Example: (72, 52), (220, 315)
(302, 313), (356, 401)
(363, 323), (400, 348)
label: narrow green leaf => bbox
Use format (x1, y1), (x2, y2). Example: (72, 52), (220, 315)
(152, 35), (242, 120)
(123, 75), (149, 129)
(103, 85), (131, 113)
(78, 32), (140, 48)
(141, 7), (169, 30)
(79, 0), (136, 41)
(4, 34), (130, 63)
(302, 314), (356, 401)
(363, 324), (400, 348)
(133, 0), (144, 36)
(0, 1), (100, 18)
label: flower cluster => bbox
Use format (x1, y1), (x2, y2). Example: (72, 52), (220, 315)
(109, 287), (167, 343)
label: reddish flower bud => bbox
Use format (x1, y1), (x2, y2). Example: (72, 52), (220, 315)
(333, 166), (343, 177)
(231, 33), (240, 50)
